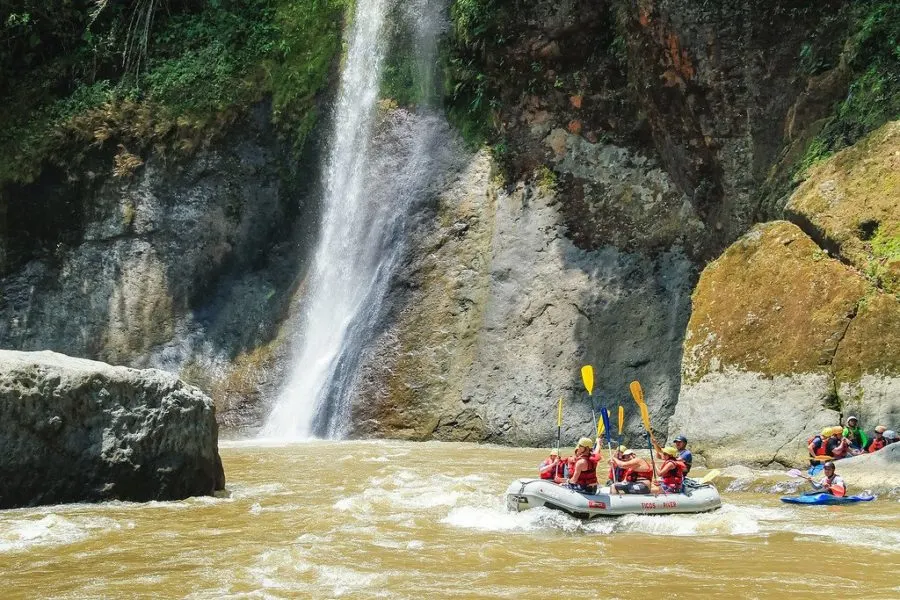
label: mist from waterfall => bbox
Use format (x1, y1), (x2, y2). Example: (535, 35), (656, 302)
(261, 0), (454, 439)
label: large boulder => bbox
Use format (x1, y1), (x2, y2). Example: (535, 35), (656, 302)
(0, 350), (225, 509)
(670, 220), (900, 466)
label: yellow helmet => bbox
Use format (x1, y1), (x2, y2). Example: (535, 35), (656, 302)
(832, 426), (844, 436)
(662, 446), (678, 457)
(821, 427), (832, 437)
(550, 448), (559, 456)
(577, 437), (594, 449)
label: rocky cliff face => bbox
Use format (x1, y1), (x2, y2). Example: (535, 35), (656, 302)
(352, 142), (696, 446)
(1, 1), (895, 459)
(0, 350), (224, 508)
(0, 104), (314, 432)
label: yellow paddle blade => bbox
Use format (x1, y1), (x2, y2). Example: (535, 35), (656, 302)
(557, 398), (563, 427)
(629, 380), (644, 407)
(581, 365), (594, 395)
(618, 406), (624, 435)
(597, 418), (604, 436)
(697, 469), (721, 484)
(639, 403), (652, 433)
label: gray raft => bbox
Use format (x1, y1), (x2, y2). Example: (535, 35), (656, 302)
(506, 478), (722, 519)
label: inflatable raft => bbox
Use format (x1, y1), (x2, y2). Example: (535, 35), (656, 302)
(505, 478), (722, 519)
(781, 493), (875, 505)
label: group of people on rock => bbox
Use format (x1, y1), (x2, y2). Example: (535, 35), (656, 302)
(807, 416), (897, 464)
(539, 434), (694, 495)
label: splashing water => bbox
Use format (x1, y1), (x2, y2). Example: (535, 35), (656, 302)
(262, 0), (453, 439)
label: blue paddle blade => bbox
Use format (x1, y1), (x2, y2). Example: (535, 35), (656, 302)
(600, 407), (612, 443)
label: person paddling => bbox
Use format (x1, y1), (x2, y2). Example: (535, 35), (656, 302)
(810, 461), (846, 497)
(565, 437), (600, 493)
(539, 449), (564, 480)
(655, 446), (686, 493)
(610, 448), (653, 495)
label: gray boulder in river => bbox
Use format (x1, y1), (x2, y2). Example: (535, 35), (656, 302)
(0, 350), (225, 509)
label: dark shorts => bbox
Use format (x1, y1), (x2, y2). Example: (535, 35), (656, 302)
(614, 481), (650, 494)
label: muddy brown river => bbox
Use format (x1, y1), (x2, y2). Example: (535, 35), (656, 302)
(2, 441), (898, 598)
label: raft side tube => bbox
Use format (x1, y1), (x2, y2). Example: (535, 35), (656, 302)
(505, 478), (722, 519)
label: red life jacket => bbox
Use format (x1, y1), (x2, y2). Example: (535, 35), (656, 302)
(868, 437), (886, 453)
(660, 458), (685, 490)
(539, 457), (558, 480)
(574, 455), (598, 487)
(822, 474), (846, 497)
(624, 462), (653, 482)
(807, 435), (827, 456)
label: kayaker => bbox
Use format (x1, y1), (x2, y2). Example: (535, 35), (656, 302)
(565, 437), (599, 493)
(867, 426), (888, 453)
(810, 461), (846, 497)
(539, 449), (564, 480)
(807, 427), (830, 462)
(655, 446), (686, 493)
(842, 416), (868, 452)
(610, 448), (653, 495)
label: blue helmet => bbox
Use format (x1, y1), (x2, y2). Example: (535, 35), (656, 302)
(674, 435), (687, 443)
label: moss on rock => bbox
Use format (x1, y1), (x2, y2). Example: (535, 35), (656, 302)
(833, 291), (900, 383)
(683, 220), (867, 385)
(786, 121), (900, 293)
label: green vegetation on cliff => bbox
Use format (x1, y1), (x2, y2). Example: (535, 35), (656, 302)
(0, 0), (349, 186)
(798, 1), (900, 173)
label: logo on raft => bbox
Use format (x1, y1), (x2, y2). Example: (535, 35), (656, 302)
(587, 500), (607, 509)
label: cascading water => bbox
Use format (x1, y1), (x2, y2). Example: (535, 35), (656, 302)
(261, 0), (455, 439)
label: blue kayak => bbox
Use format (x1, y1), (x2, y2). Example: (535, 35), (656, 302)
(781, 493), (875, 505)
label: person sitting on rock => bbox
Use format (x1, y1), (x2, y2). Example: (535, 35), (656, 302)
(810, 461), (846, 497)
(867, 426), (889, 453)
(842, 416), (868, 452)
(610, 448), (654, 495)
(826, 426), (851, 459)
(654, 446), (687, 493)
(808, 427), (831, 464)
(539, 448), (564, 480)
(884, 430), (899, 446)
(564, 437), (599, 493)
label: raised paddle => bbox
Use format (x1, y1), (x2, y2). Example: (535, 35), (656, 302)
(617, 405), (624, 437)
(581, 365), (598, 435)
(629, 380), (661, 452)
(556, 397), (563, 454)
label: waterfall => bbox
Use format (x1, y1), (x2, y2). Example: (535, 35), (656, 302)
(261, 0), (453, 439)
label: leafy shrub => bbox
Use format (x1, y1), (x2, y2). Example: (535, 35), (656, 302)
(797, 1), (900, 174)
(0, 0), (349, 186)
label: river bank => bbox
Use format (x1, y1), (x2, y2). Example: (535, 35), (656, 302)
(1, 441), (898, 599)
